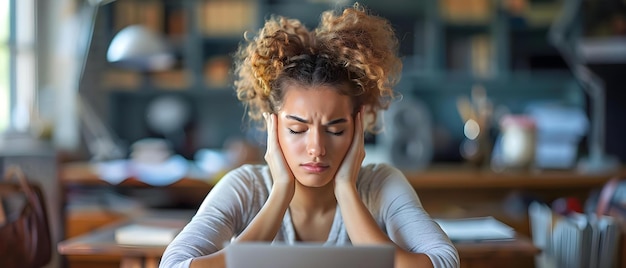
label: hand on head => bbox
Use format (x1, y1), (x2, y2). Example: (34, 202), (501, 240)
(334, 108), (366, 191)
(263, 112), (296, 196)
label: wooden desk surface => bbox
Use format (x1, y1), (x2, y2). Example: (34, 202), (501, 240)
(59, 162), (213, 188)
(58, 210), (194, 258)
(454, 236), (539, 258)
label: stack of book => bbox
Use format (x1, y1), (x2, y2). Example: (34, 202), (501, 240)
(529, 202), (622, 268)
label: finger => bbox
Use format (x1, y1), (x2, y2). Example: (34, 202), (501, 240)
(264, 113), (276, 157)
(359, 111), (364, 139)
(353, 112), (366, 161)
(354, 112), (364, 146)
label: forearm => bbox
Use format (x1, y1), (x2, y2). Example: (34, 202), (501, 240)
(189, 250), (226, 268)
(335, 182), (434, 268)
(335, 182), (391, 244)
(395, 250), (435, 268)
(235, 183), (292, 242)
(189, 185), (291, 268)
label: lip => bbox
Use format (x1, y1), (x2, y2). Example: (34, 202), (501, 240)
(301, 163), (330, 173)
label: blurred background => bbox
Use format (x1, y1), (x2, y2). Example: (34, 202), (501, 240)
(2, 0), (625, 166)
(1, 0), (626, 267)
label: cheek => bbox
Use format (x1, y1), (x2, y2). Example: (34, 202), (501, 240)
(329, 135), (353, 158)
(277, 130), (305, 157)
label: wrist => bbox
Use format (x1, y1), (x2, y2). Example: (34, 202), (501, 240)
(270, 181), (295, 201)
(334, 181), (358, 199)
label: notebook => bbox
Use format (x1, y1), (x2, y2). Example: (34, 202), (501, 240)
(225, 242), (395, 268)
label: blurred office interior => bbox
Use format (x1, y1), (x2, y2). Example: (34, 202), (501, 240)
(1, 0), (625, 267)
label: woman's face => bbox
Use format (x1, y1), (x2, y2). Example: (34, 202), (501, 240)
(276, 84), (355, 188)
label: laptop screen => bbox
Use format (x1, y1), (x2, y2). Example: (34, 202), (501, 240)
(225, 242), (395, 268)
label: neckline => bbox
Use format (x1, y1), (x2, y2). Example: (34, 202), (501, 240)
(283, 204), (342, 245)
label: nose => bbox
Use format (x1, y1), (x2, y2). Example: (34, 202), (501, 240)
(307, 130), (326, 157)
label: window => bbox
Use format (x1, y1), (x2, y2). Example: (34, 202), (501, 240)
(0, 0), (10, 132)
(0, 0), (35, 134)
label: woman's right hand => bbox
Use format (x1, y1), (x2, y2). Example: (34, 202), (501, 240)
(263, 112), (295, 198)
(232, 113), (294, 243)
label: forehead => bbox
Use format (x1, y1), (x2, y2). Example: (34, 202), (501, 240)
(279, 84), (353, 116)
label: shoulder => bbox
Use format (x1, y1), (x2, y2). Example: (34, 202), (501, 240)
(213, 164), (273, 194)
(223, 164), (271, 179)
(358, 163), (406, 183)
(357, 163), (411, 193)
(198, 164), (273, 212)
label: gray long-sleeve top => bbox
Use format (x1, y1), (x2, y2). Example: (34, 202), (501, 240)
(160, 163), (459, 268)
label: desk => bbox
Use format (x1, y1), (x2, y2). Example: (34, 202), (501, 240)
(58, 210), (539, 268)
(455, 236), (539, 268)
(59, 162), (623, 267)
(58, 210), (193, 268)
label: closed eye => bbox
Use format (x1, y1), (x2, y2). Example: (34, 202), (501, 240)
(289, 129), (304, 134)
(327, 130), (344, 136)
(289, 129), (343, 136)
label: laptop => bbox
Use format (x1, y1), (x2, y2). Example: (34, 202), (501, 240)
(225, 242), (395, 268)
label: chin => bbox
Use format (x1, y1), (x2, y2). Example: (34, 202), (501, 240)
(295, 173), (334, 188)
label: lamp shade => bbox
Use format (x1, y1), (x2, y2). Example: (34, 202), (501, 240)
(106, 25), (174, 71)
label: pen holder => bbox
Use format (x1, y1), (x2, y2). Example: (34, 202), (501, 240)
(460, 118), (492, 168)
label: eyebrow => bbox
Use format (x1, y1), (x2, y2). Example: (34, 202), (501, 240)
(285, 115), (348, 126)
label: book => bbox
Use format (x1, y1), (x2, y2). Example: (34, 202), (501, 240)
(114, 222), (181, 246)
(529, 201), (622, 268)
(435, 216), (516, 242)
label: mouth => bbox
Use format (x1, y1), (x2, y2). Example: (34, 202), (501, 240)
(300, 163), (330, 173)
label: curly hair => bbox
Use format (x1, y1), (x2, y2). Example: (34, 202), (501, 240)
(233, 3), (402, 132)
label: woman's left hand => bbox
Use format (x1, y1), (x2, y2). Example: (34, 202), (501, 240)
(334, 110), (365, 191)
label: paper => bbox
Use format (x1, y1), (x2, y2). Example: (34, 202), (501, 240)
(115, 223), (181, 245)
(435, 216), (515, 242)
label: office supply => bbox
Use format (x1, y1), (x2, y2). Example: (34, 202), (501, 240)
(435, 216), (516, 242)
(225, 243), (395, 268)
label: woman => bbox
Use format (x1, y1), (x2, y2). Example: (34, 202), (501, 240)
(160, 3), (459, 268)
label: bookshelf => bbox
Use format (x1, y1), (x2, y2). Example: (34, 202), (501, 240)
(84, 0), (580, 162)
(387, 0), (578, 163)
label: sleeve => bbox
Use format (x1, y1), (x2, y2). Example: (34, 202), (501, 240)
(365, 164), (460, 268)
(159, 166), (259, 268)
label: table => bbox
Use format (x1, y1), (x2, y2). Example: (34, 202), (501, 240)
(59, 162), (623, 267)
(58, 210), (540, 268)
(58, 210), (193, 268)
(455, 236), (539, 268)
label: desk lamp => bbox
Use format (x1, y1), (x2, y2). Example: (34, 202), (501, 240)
(549, 0), (622, 173)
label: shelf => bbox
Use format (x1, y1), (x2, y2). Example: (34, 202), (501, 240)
(404, 70), (575, 92)
(60, 162), (213, 188)
(61, 161), (623, 190)
(579, 37), (626, 64)
(444, 23), (492, 34)
(108, 87), (236, 96)
(405, 165), (624, 190)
